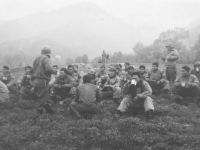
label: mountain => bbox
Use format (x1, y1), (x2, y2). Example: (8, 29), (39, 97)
(0, 2), (154, 59)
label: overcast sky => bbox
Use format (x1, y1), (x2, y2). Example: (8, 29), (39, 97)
(0, 0), (200, 29)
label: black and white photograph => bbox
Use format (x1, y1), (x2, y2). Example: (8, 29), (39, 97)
(0, 0), (200, 149)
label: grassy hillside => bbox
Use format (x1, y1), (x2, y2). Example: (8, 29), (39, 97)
(0, 63), (199, 150)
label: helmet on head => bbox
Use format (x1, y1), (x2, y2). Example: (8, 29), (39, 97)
(41, 45), (51, 55)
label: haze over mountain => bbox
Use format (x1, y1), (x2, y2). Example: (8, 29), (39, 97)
(0, 2), (161, 59)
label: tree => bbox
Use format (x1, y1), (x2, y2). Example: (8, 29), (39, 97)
(65, 58), (74, 65)
(75, 56), (83, 63)
(192, 34), (200, 61)
(154, 27), (189, 53)
(82, 54), (89, 64)
(3, 53), (23, 68)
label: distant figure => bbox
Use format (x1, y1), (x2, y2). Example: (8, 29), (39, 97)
(191, 61), (200, 85)
(162, 42), (179, 84)
(32, 45), (55, 114)
(102, 50), (107, 64)
(172, 65), (200, 106)
(69, 74), (102, 119)
(0, 80), (9, 103)
(106, 53), (109, 64)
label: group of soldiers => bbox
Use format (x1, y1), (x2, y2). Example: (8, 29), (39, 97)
(1, 43), (200, 120)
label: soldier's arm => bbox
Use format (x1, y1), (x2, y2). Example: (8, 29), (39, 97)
(167, 51), (179, 61)
(137, 81), (152, 98)
(62, 77), (75, 88)
(190, 75), (199, 87)
(174, 77), (181, 87)
(43, 57), (54, 74)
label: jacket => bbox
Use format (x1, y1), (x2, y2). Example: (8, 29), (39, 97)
(165, 49), (179, 67)
(174, 74), (199, 88)
(75, 83), (101, 105)
(53, 75), (75, 88)
(147, 69), (166, 81)
(32, 55), (54, 81)
(191, 69), (200, 84)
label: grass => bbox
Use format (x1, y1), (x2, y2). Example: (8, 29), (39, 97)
(1, 63), (200, 150)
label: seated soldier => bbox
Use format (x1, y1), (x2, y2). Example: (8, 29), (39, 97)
(101, 68), (121, 103)
(117, 71), (154, 120)
(0, 70), (16, 94)
(67, 65), (74, 77)
(146, 62), (170, 95)
(96, 65), (108, 82)
(73, 64), (82, 84)
(0, 80), (9, 103)
(124, 62), (131, 72)
(50, 68), (76, 104)
(88, 69), (97, 85)
(17, 66), (34, 100)
(139, 65), (148, 80)
(72, 72), (82, 87)
(115, 64), (123, 78)
(121, 66), (135, 96)
(191, 61), (200, 85)
(69, 74), (102, 118)
(172, 65), (200, 105)
(49, 65), (60, 87)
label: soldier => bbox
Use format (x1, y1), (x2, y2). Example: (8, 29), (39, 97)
(162, 42), (179, 84)
(17, 66), (34, 100)
(96, 65), (108, 85)
(101, 67), (121, 103)
(49, 65), (60, 87)
(69, 74), (101, 119)
(102, 50), (107, 64)
(146, 62), (170, 95)
(32, 45), (55, 114)
(139, 65), (148, 81)
(124, 62), (131, 72)
(117, 71), (154, 120)
(0, 70), (15, 94)
(50, 68), (76, 104)
(0, 80), (9, 103)
(172, 65), (200, 106)
(191, 61), (200, 84)
(67, 65), (74, 77)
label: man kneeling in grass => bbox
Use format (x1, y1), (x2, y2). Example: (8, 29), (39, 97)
(117, 71), (154, 120)
(70, 74), (102, 119)
(172, 65), (200, 106)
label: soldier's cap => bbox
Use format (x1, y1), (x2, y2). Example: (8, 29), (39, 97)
(88, 69), (96, 75)
(109, 67), (117, 73)
(165, 42), (174, 48)
(194, 61), (200, 67)
(127, 66), (134, 70)
(41, 45), (51, 55)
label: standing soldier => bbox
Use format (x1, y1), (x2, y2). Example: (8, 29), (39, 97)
(162, 42), (179, 84)
(32, 45), (55, 114)
(102, 50), (107, 64)
(106, 53), (109, 64)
